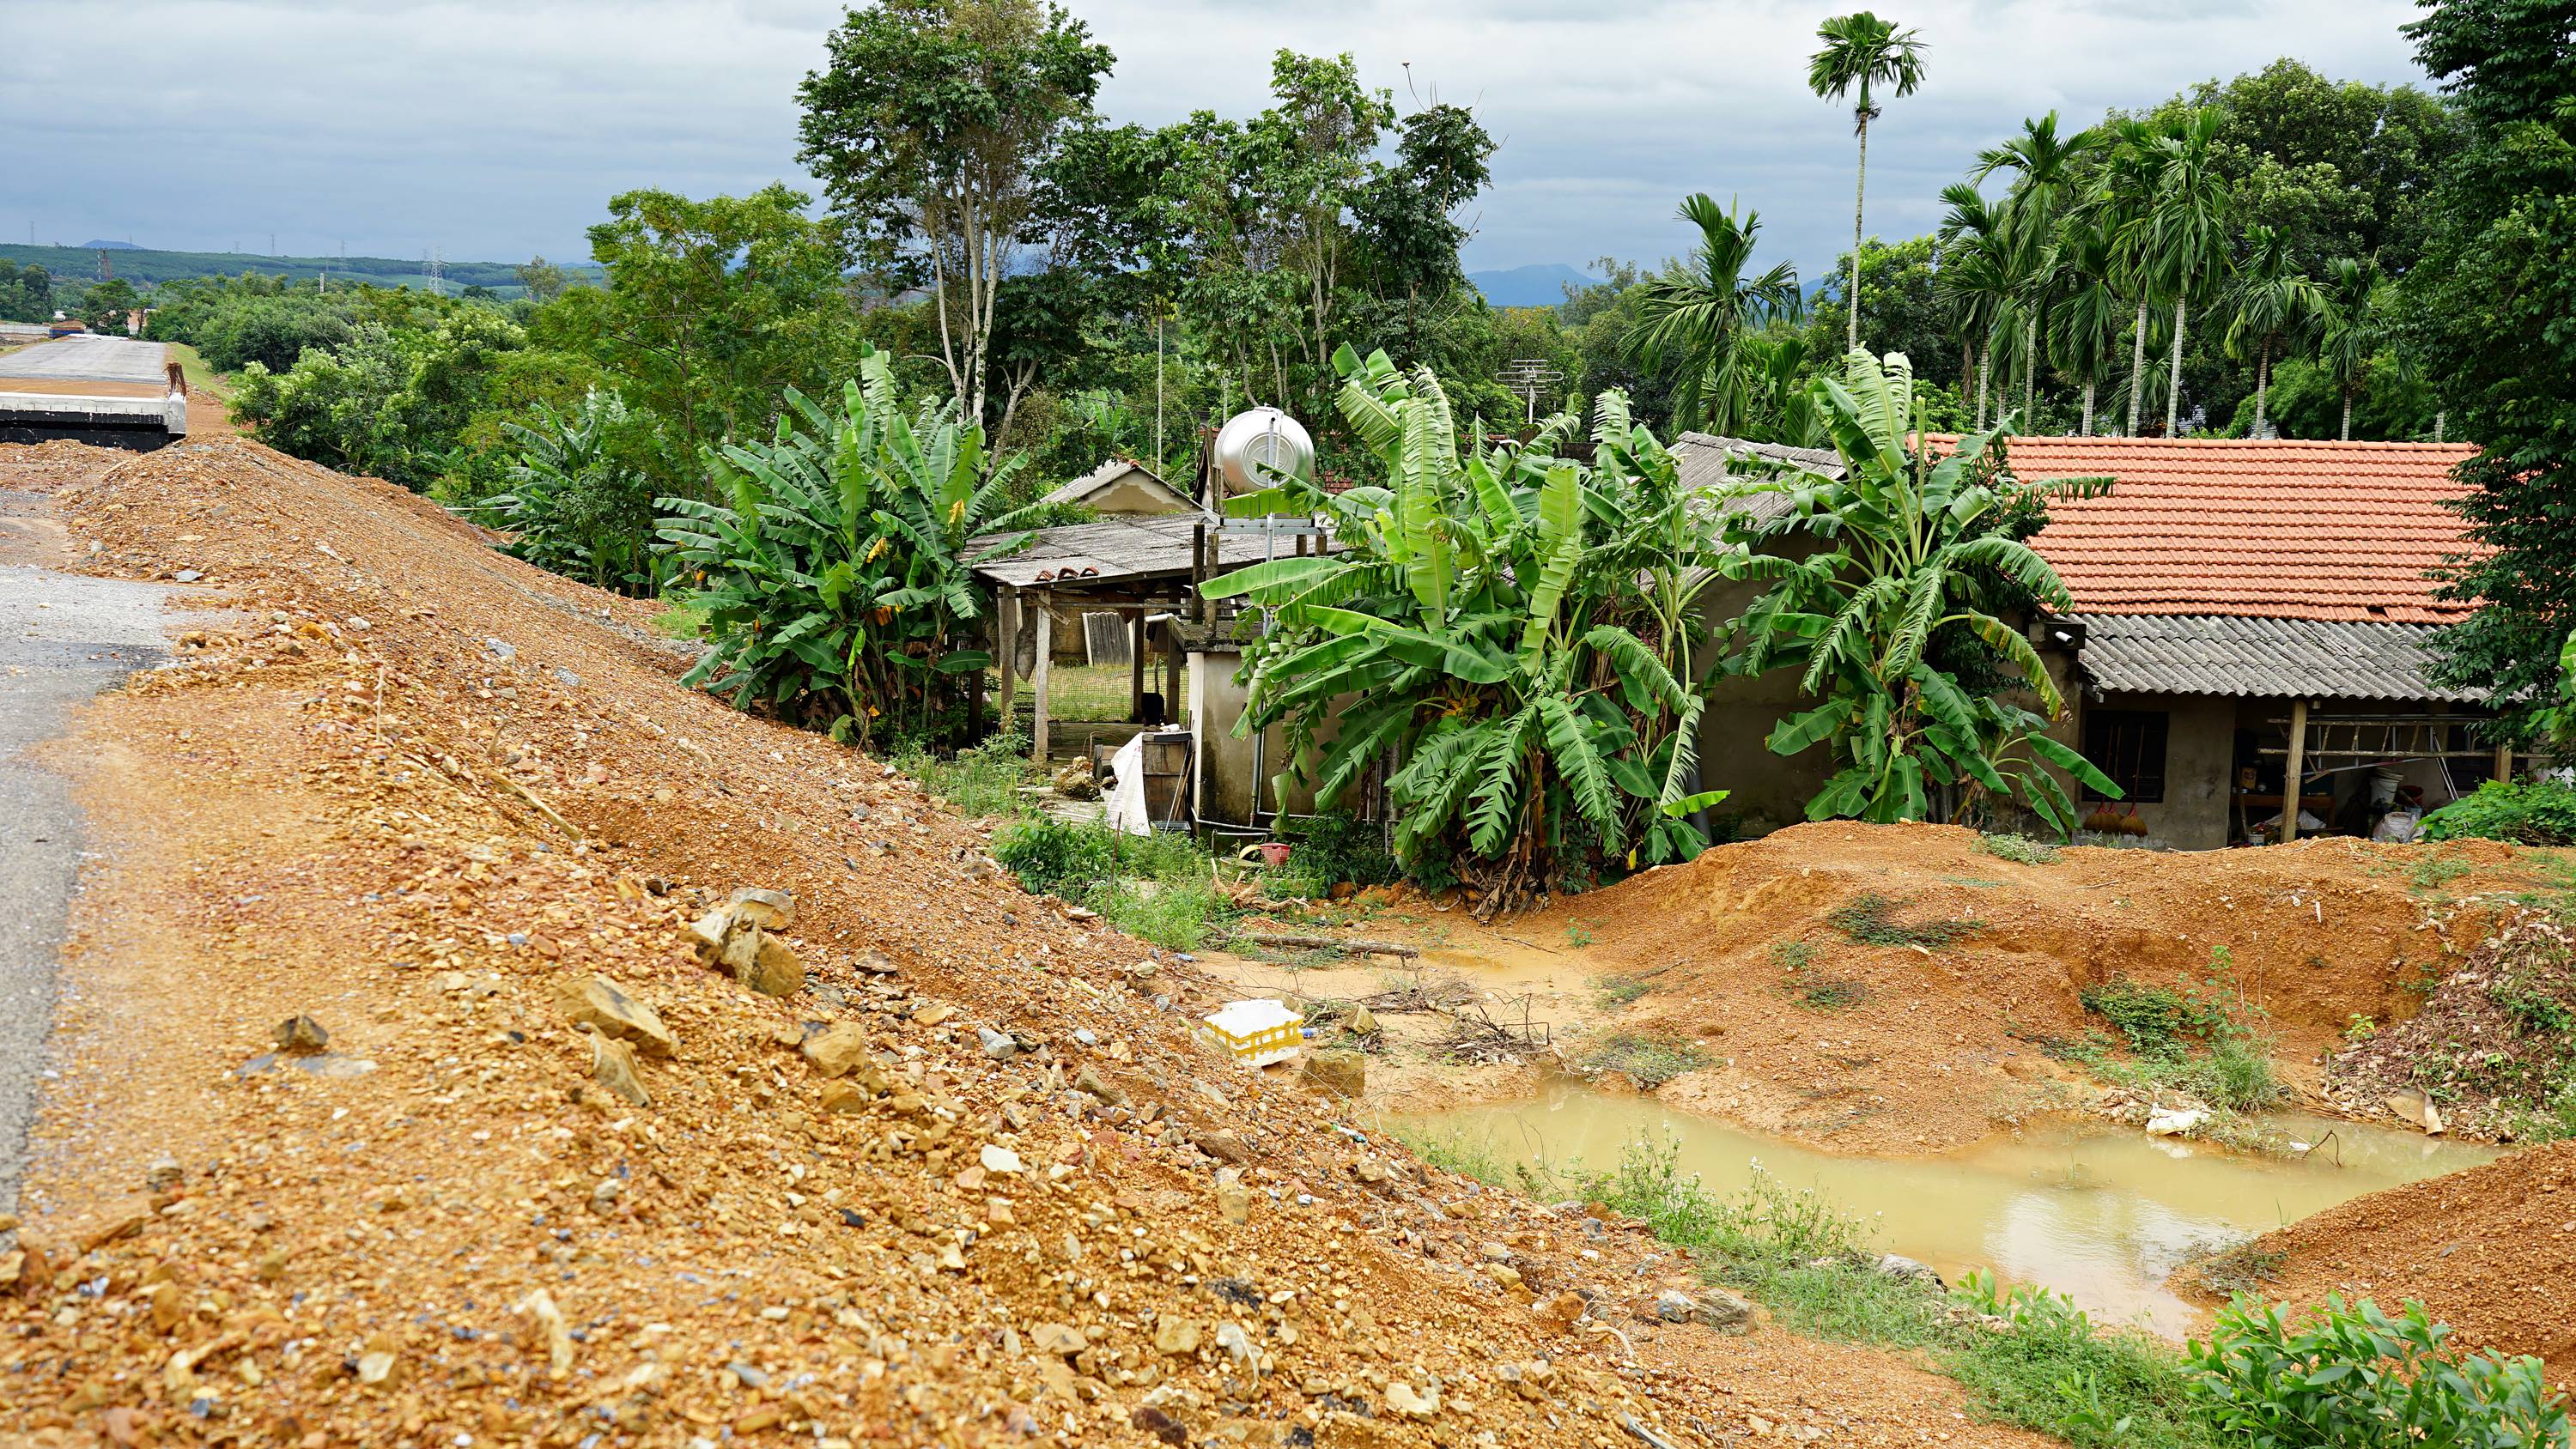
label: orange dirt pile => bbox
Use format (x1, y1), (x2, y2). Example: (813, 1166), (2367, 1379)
(0, 438), (2052, 1447)
(2193, 1140), (2576, 1379)
(1568, 821), (2555, 1153)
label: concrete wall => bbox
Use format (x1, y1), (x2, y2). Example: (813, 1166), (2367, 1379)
(2073, 690), (2241, 850)
(1188, 641), (1362, 828)
(1084, 473), (1190, 516)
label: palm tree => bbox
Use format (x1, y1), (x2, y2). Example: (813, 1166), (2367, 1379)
(2047, 223), (2126, 434)
(1808, 12), (1929, 351)
(2315, 255), (2383, 441)
(1936, 183), (2014, 429)
(2083, 118), (2164, 435)
(2223, 225), (2318, 439)
(1625, 195), (1801, 434)
(1974, 112), (2103, 430)
(2140, 108), (2232, 436)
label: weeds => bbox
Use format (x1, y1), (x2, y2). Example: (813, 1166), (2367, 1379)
(2186, 1243), (2286, 1298)
(1564, 922), (1595, 949)
(1791, 978), (1869, 1012)
(990, 815), (1237, 951)
(1976, 833), (2062, 865)
(1578, 1034), (1707, 1088)
(2409, 854), (2473, 894)
(895, 740), (1036, 820)
(1828, 894), (1980, 949)
(1594, 975), (1651, 1008)
(1771, 939), (1816, 972)
(2076, 961), (2285, 1116)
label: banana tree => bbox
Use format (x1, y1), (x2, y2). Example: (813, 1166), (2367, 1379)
(1723, 348), (2121, 833)
(655, 345), (1045, 744)
(1203, 345), (1726, 909)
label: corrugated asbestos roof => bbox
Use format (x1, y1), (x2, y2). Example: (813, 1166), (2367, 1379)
(1935, 434), (2482, 623)
(966, 512), (1327, 591)
(2068, 613), (2478, 701)
(1039, 457), (1187, 509)
(1669, 433), (1844, 525)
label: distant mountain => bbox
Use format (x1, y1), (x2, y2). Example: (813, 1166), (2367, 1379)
(1469, 263), (1600, 308)
(82, 239), (144, 251)
(0, 243), (601, 298)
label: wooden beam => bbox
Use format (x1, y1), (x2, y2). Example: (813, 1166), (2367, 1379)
(1130, 610), (1146, 722)
(2496, 739), (2515, 786)
(2281, 699), (2309, 843)
(1032, 606), (1054, 764)
(994, 587), (1018, 730)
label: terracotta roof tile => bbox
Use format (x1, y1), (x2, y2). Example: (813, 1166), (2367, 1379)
(1934, 435), (2481, 623)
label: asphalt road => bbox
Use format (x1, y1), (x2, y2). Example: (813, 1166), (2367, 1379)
(0, 335), (169, 385)
(0, 487), (179, 1216)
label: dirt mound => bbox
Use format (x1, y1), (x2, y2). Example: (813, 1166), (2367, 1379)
(2185, 1140), (2576, 1379)
(0, 439), (2050, 1446)
(1566, 821), (2555, 1153)
(2324, 911), (2576, 1140)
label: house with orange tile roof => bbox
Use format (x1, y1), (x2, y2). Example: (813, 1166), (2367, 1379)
(1686, 434), (2524, 850)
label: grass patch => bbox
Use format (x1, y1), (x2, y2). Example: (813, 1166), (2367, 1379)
(1828, 893), (1981, 949)
(1790, 978), (1869, 1012)
(2409, 853), (2473, 894)
(168, 342), (223, 397)
(1578, 1034), (1707, 1088)
(651, 600), (709, 640)
(991, 814), (1237, 952)
(2075, 958), (2287, 1121)
(1594, 975), (1651, 1008)
(895, 739), (1038, 820)
(1975, 832), (2062, 865)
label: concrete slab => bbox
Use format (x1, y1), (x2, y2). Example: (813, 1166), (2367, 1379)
(0, 335), (169, 386)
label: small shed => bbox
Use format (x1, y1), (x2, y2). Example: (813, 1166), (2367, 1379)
(1040, 458), (1192, 516)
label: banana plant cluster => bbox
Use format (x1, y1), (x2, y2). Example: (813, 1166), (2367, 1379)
(1725, 348), (2122, 833)
(1203, 344), (1729, 903)
(655, 346), (1046, 745)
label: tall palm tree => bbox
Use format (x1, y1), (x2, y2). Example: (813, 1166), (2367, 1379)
(2315, 255), (2383, 441)
(2140, 107), (2232, 436)
(1808, 12), (1928, 351)
(2223, 225), (2318, 439)
(1974, 112), (2103, 430)
(1935, 182), (2014, 429)
(2048, 222), (2126, 434)
(2083, 118), (2164, 435)
(1624, 195), (1801, 434)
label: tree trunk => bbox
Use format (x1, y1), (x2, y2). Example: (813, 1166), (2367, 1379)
(2253, 342), (2271, 439)
(2081, 379), (2096, 436)
(2165, 294), (2188, 437)
(1976, 345), (1991, 431)
(2341, 388), (2354, 442)
(1154, 311), (1165, 470)
(2126, 300), (2149, 436)
(1849, 115), (1868, 351)
(2022, 317), (2037, 432)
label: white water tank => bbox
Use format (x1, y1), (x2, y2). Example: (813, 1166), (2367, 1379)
(1210, 406), (1314, 496)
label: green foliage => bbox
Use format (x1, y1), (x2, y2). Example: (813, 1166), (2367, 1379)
(992, 815), (1121, 896)
(1975, 832), (2062, 864)
(1277, 811), (1398, 888)
(77, 277), (138, 331)
(892, 739), (1038, 821)
(656, 349), (1043, 745)
(1594, 975), (1651, 1007)
(456, 389), (661, 592)
(2079, 969), (2285, 1113)
(228, 306), (538, 493)
(991, 815), (1233, 950)
(1578, 1034), (1707, 1088)
(2187, 1294), (2569, 1448)
(1207, 346), (1732, 901)
(1828, 893), (1979, 949)
(1792, 978), (1869, 1011)
(2081, 976), (2222, 1058)
(0, 260), (54, 324)
(1771, 939), (1817, 972)
(1949, 1274), (2219, 1449)
(151, 275), (356, 373)
(1623, 196), (1802, 434)
(1726, 350), (2118, 834)
(2425, 780), (2576, 846)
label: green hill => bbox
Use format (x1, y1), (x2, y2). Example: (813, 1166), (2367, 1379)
(0, 244), (600, 297)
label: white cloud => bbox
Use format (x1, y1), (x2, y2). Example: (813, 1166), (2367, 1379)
(0, 0), (2434, 275)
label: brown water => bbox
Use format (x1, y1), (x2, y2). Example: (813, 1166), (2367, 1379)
(1411, 1090), (2499, 1334)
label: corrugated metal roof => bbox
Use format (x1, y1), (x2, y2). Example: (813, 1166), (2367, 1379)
(2069, 613), (2479, 701)
(1669, 433), (1844, 525)
(966, 512), (1329, 591)
(1039, 457), (1188, 509)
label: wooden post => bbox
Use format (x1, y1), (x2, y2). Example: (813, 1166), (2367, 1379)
(2281, 700), (2309, 843)
(1031, 605), (1054, 764)
(1192, 521), (1210, 623)
(994, 587), (1018, 732)
(1129, 610), (1146, 723)
(2495, 739), (2515, 787)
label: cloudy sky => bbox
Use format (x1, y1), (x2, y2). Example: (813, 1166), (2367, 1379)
(1, 0), (2437, 281)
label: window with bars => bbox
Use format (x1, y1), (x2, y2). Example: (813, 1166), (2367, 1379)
(2081, 709), (2169, 803)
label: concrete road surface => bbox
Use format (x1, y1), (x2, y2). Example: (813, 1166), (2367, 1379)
(0, 335), (170, 385)
(0, 486), (181, 1216)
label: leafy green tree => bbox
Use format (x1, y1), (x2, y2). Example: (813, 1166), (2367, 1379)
(1807, 11), (1929, 350)
(513, 256), (570, 303)
(1935, 182), (2015, 428)
(1800, 236), (1958, 390)
(1624, 196), (1801, 434)
(1973, 112), (2102, 426)
(1202, 347), (1731, 906)
(459, 389), (660, 591)
(798, 0), (1114, 427)
(657, 347), (1049, 745)
(79, 277), (140, 332)
(1725, 350), (2117, 830)
(2047, 222), (2127, 433)
(2222, 224), (2318, 437)
(2314, 255), (2385, 441)
(0, 263), (53, 324)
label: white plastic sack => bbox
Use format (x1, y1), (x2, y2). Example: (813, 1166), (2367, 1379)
(1101, 731), (1153, 837)
(2372, 809), (2424, 844)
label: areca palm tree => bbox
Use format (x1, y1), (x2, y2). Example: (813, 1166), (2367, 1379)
(2083, 117), (2165, 435)
(2223, 225), (2319, 439)
(2140, 107), (2232, 435)
(1625, 195), (1801, 433)
(1808, 12), (1929, 350)
(2047, 223), (2126, 434)
(1935, 182), (2014, 429)
(1974, 112), (2102, 430)
(2316, 255), (2384, 441)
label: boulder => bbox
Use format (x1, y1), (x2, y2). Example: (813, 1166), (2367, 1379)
(800, 1022), (873, 1078)
(741, 934), (805, 997)
(1874, 1254), (1945, 1289)
(273, 1015), (330, 1055)
(1301, 1049), (1366, 1099)
(728, 887), (796, 931)
(553, 975), (676, 1058)
(584, 1028), (649, 1107)
(1689, 1286), (1754, 1333)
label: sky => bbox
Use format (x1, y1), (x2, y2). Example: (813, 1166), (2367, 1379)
(0, 0), (2440, 282)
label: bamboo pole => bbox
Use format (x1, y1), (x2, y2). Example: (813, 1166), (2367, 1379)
(994, 587), (1018, 730)
(1031, 605), (1054, 764)
(2281, 700), (2309, 843)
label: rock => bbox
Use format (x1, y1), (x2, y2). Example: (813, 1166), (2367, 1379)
(1498, 1359), (1554, 1402)
(1193, 1130), (1251, 1165)
(355, 1351), (398, 1387)
(482, 638), (515, 664)
(2424, 1100), (2448, 1136)
(1053, 760), (1100, 800)
(741, 934), (805, 997)
(1874, 1254), (1945, 1289)
(1072, 1066), (1126, 1106)
(818, 1082), (872, 1114)
(1215, 1171), (1253, 1225)
(980, 1144), (1024, 1175)
(1653, 1289), (1696, 1324)
(1033, 1323), (1088, 1355)
(1154, 1318), (1203, 1355)
(729, 887), (797, 930)
(552, 975), (676, 1058)
(726, 1361), (769, 1389)
(1131, 1405), (1189, 1446)
(800, 1022), (873, 1078)
(584, 1028), (650, 1107)
(273, 1015), (329, 1054)
(1690, 1286), (1755, 1333)
(2146, 1107), (2208, 1137)
(856, 949), (900, 976)
(978, 1027), (1018, 1060)
(143, 1156), (183, 1191)
(1479, 1241), (1514, 1263)
(1301, 1049), (1366, 1099)
(1346, 1005), (1380, 1037)
(1534, 1290), (1586, 1332)
(1215, 1320), (1256, 1370)
(1384, 1381), (1440, 1420)
(1491, 1264), (1524, 1289)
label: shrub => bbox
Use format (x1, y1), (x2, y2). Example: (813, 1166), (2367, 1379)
(1279, 811), (1399, 890)
(993, 815), (1121, 897)
(1828, 893), (1979, 948)
(458, 389), (661, 592)
(1579, 1034), (1707, 1088)
(2186, 1294), (2569, 1448)
(1976, 832), (2062, 864)
(1949, 1274), (2216, 1449)
(2423, 779), (2576, 846)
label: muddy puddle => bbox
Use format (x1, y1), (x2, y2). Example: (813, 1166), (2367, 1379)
(1406, 1089), (2498, 1334)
